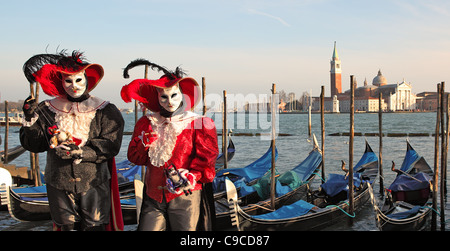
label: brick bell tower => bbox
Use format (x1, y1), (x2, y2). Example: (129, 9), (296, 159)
(330, 41), (342, 97)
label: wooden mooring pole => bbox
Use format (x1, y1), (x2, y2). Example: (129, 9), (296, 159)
(270, 83), (277, 210)
(308, 106), (312, 138)
(4, 101), (9, 164)
(222, 90), (228, 170)
(202, 77), (206, 116)
(446, 93), (449, 196)
(432, 83), (441, 231)
(440, 81), (446, 230)
(378, 92), (384, 195)
(348, 75), (355, 221)
(320, 86), (325, 184)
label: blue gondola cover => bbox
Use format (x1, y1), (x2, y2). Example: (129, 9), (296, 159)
(252, 199), (316, 220)
(388, 172), (432, 192)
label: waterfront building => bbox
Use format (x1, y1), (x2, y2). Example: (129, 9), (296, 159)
(320, 43), (416, 112)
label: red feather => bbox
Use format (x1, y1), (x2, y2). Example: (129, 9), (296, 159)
(120, 79), (149, 104)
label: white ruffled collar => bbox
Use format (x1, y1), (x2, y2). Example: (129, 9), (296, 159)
(45, 96), (109, 147)
(46, 96), (108, 114)
(147, 111), (200, 167)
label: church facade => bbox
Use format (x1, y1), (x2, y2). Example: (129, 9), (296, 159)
(326, 43), (416, 112)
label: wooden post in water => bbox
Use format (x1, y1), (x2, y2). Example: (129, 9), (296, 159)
(348, 75), (355, 220)
(378, 92), (384, 195)
(320, 86), (325, 184)
(308, 106), (312, 138)
(222, 90), (228, 170)
(28, 83), (36, 184)
(4, 101), (9, 164)
(142, 65), (148, 117)
(136, 66), (149, 181)
(134, 100), (138, 125)
(202, 77), (207, 116)
(446, 93), (449, 196)
(432, 83), (441, 231)
(270, 83), (277, 210)
(29, 82), (35, 100)
(440, 81), (446, 230)
(33, 84), (41, 186)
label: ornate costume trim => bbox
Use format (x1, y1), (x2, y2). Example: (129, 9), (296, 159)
(46, 96), (109, 146)
(21, 113), (39, 127)
(147, 111), (200, 167)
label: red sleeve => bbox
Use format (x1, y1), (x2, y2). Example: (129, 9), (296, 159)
(127, 116), (152, 166)
(189, 117), (219, 184)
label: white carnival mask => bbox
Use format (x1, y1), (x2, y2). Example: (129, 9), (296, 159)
(62, 71), (87, 99)
(157, 84), (183, 113)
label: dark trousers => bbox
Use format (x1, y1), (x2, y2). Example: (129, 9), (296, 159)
(47, 181), (111, 231)
(138, 190), (201, 231)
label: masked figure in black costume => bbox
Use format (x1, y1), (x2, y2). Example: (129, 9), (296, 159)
(20, 50), (124, 231)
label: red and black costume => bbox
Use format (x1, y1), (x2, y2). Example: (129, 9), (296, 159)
(20, 50), (124, 231)
(121, 59), (218, 230)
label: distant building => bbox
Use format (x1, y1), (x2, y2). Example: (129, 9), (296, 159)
(415, 92), (447, 111)
(320, 43), (416, 112)
(330, 41), (342, 97)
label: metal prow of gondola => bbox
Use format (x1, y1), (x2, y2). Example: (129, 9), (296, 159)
(225, 178), (241, 231)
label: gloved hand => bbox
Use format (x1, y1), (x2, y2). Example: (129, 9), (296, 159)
(22, 96), (37, 121)
(138, 130), (157, 147)
(55, 143), (83, 161)
(178, 169), (196, 196)
(165, 166), (196, 196)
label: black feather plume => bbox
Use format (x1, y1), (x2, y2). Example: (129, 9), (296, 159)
(22, 54), (61, 83)
(123, 59), (185, 80)
(22, 50), (88, 83)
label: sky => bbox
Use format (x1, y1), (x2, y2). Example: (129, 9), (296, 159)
(1, 0), (450, 109)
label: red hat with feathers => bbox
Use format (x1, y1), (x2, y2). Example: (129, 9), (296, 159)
(120, 59), (200, 113)
(23, 50), (104, 97)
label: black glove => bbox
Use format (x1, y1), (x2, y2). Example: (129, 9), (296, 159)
(23, 96), (37, 121)
(54, 144), (83, 160)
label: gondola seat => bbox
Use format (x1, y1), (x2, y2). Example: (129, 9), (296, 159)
(252, 199), (316, 220)
(389, 172), (432, 205)
(386, 205), (421, 220)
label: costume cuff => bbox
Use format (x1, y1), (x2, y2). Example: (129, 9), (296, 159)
(21, 113), (39, 127)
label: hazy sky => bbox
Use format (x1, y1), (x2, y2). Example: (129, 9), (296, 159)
(1, 0), (450, 108)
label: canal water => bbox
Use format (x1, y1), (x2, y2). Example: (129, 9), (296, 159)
(1, 111), (449, 231)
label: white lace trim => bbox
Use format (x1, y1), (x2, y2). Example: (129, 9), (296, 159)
(46, 96), (109, 147)
(147, 111), (200, 167)
(21, 113), (39, 127)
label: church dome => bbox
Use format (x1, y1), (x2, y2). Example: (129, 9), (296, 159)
(372, 70), (387, 86)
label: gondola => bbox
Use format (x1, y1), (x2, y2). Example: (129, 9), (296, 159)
(213, 142), (277, 198)
(0, 145), (27, 163)
(5, 181), (138, 224)
(1, 160), (140, 224)
(369, 140), (433, 231)
(215, 136), (322, 229)
(215, 136), (236, 169)
(226, 141), (378, 231)
(119, 142), (279, 225)
(2, 141), (272, 225)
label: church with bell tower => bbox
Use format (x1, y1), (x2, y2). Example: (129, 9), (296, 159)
(322, 41), (416, 112)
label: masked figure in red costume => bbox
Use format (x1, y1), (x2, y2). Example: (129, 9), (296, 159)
(20, 50), (124, 231)
(121, 59), (218, 231)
